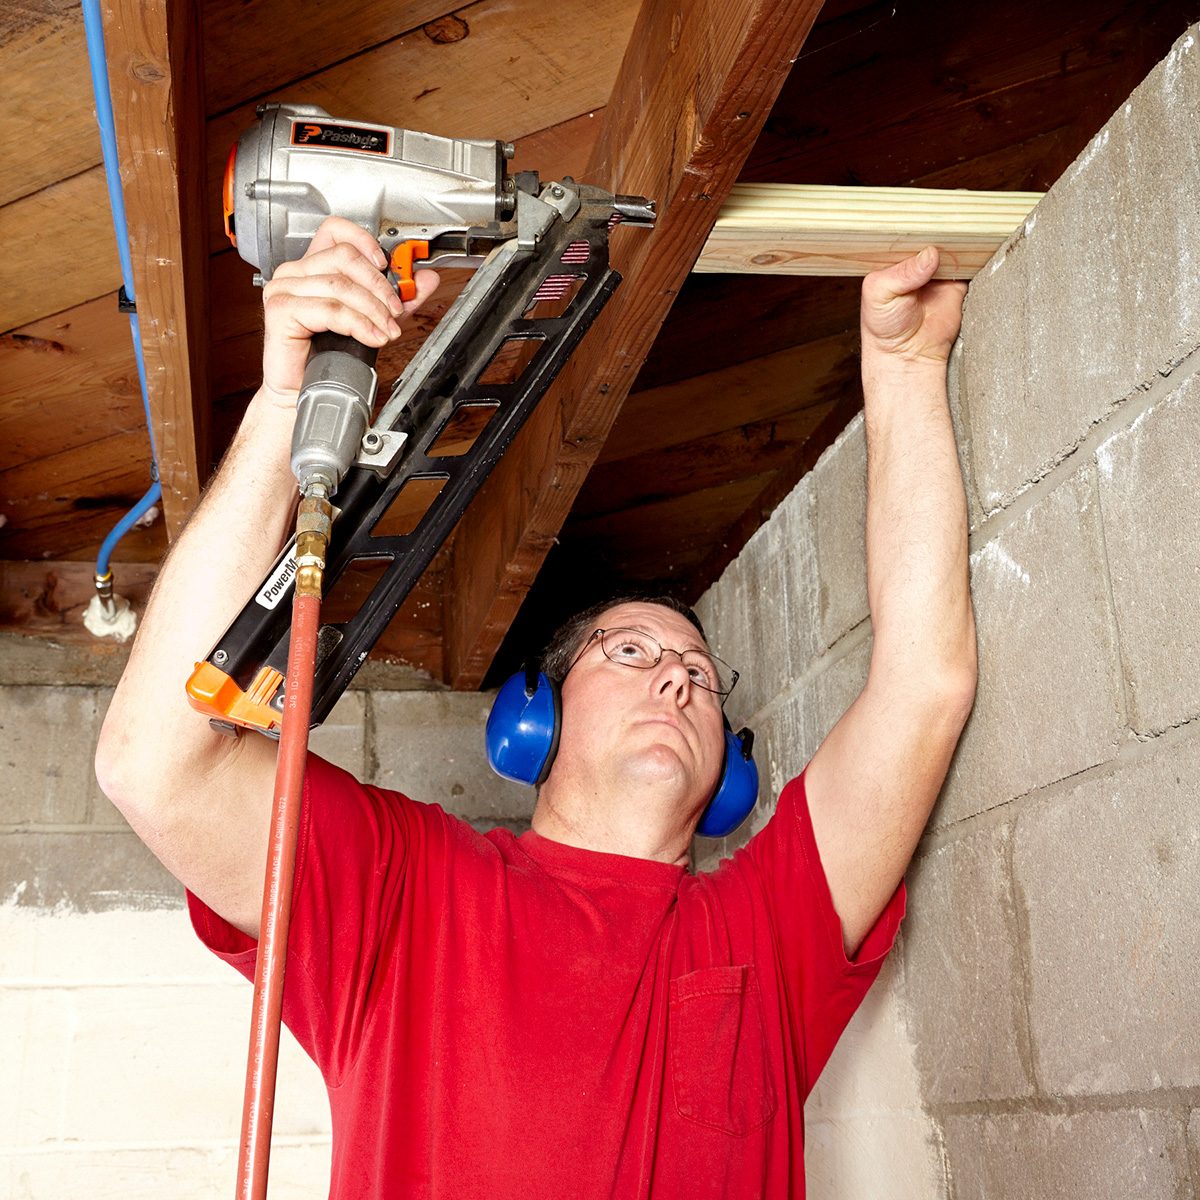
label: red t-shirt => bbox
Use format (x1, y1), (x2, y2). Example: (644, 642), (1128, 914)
(190, 755), (904, 1198)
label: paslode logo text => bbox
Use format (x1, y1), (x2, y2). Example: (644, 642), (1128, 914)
(295, 123), (385, 151)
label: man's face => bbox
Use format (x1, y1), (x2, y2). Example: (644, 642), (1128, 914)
(553, 602), (727, 816)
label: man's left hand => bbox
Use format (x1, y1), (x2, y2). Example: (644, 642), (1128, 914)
(861, 246), (968, 368)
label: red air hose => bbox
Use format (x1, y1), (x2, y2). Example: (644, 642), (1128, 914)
(236, 583), (322, 1199)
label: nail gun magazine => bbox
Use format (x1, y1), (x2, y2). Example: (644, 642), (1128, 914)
(186, 103), (655, 736)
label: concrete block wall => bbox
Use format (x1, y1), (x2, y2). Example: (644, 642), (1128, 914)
(0, 678), (532, 1196)
(694, 24), (1200, 1198)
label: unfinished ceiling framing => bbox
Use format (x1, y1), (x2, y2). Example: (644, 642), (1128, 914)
(1, 0), (1196, 686)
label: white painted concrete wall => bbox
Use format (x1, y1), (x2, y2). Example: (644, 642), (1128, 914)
(2, 907), (330, 1197)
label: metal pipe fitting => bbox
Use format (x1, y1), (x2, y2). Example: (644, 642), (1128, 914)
(294, 487), (333, 598)
(94, 570), (117, 620)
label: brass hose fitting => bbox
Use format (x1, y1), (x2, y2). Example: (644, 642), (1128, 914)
(93, 570), (117, 619)
(294, 486), (333, 598)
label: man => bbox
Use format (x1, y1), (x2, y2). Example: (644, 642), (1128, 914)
(96, 218), (976, 1196)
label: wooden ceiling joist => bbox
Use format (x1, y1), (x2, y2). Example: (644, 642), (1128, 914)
(1, 8), (97, 207)
(102, 0), (211, 540)
(442, 0), (827, 689)
(201, 0), (642, 257)
(0, 559), (156, 644)
(695, 183), (1044, 279)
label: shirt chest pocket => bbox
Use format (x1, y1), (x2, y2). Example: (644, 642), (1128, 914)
(668, 964), (778, 1136)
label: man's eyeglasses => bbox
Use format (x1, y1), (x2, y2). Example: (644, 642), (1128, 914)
(570, 628), (739, 700)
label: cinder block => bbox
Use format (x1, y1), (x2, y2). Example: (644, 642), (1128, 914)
(812, 635), (871, 748)
(813, 414), (869, 650)
(805, 1110), (946, 1200)
(946, 337), (986, 533)
(694, 551), (739, 693)
(0, 632), (129, 687)
(942, 1110), (1184, 1200)
(308, 689), (367, 776)
(0, 983), (327, 1145)
(90, 687), (128, 826)
(698, 514), (768, 723)
(741, 489), (817, 722)
(1096, 378), (1200, 733)
(806, 954), (927, 1118)
(934, 468), (1124, 827)
(737, 678), (822, 834)
(0, 686), (100, 825)
(696, 474), (819, 725)
(0, 905), (231, 983)
(966, 26), (1200, 510)
(3, 1142), (331, 1200)
(0, 831), (181, 912)
(959, 224), (1032, 516)
(778, 474), (822, 673)
(1116, 30), (1200, 383)
(370, 691), (533, 821)
(1012, 732), (1200, 1094)
(1001, 143), (1135, 509)
(902, 823), (1032, 1104)
(1190, 1109), (1200, 1183)
(710, 634), (871, 859)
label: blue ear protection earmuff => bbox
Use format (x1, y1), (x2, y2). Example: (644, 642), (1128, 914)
(697, 724), (758, 838)
(486, 666), (758, 836)
(486, 664), (562, 786)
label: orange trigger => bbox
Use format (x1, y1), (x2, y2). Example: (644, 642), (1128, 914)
(389, 239), (430, 303)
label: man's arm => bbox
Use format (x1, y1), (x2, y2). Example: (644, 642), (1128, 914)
(95, 218), (436, 938)
(805, 247), (978, 957)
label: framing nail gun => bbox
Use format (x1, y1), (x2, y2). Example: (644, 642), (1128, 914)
(186, 103), (654, 736)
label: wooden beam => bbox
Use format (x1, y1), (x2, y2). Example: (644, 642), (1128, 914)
(0, 8), (98, 206)
(443, 0), (826, 689)
(201, 0), (459, 115)
(103, 0), (211, 540)
(694, 183), (1043, 278)
(0, 431), (168, 563)
(202, 0), (640, 256)
(599, 329), (858, 464)
(635, 273), (862, 394)
(568, 473), (779, 585)
(0, 169), (118, 333)
(0, 560), (157, 643)
(573, 401), (835, 521)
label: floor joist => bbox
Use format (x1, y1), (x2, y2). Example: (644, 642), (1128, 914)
(442, 0), (827, 689)
(103, 0), (211, 539)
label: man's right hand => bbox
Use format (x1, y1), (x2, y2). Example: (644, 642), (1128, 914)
(260, 215), (441, 406)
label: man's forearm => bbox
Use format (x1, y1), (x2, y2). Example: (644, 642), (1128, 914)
(861, 351), (975, 689)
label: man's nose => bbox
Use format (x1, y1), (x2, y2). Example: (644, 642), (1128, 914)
(653, 650), (693, 698)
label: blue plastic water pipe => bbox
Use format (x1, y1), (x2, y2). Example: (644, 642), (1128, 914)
(81, 0), (162, 598)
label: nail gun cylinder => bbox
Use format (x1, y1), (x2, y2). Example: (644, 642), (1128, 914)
(290, 334), (379, 496)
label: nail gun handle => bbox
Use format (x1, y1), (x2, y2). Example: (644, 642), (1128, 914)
(292, 335), (381, 495)
(308, 332), (380, 367)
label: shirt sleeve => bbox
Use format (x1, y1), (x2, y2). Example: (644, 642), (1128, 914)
(740, 769), (906, 1094)
(186, 753), (434, 1084)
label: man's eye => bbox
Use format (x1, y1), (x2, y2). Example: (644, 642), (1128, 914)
(686, 662), (715, 687)
(613, 640), (648, 659)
